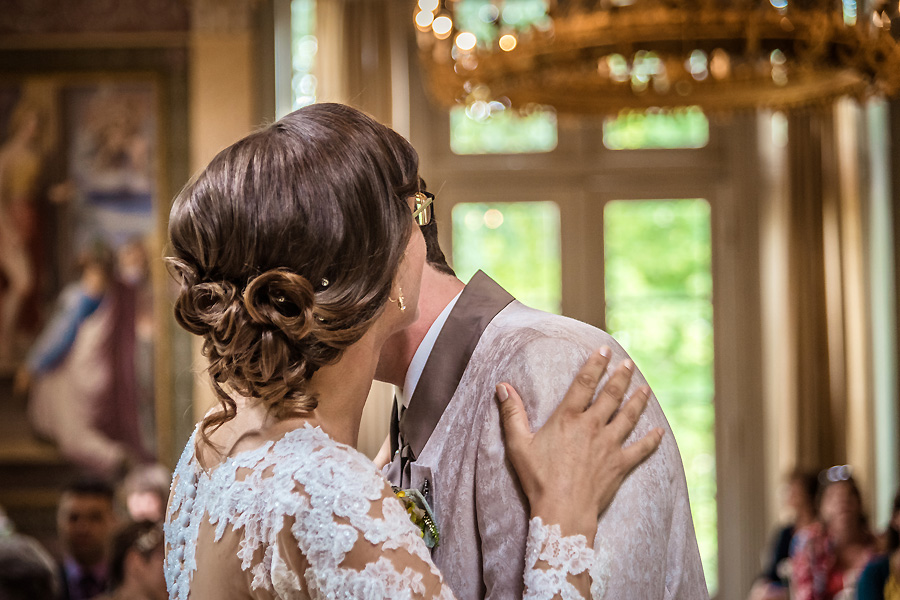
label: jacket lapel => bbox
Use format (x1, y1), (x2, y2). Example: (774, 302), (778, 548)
(400, 271), (514, 458)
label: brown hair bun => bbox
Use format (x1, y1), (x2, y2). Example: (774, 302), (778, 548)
(243, 268), (316, 340)
(167, 103), (420, 443)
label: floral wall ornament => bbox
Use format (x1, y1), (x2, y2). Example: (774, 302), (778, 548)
(415, 0), (900, 113)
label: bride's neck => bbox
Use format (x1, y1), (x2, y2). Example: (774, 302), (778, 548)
(221, 320), (390, 456)
(303, 328), (383, 447)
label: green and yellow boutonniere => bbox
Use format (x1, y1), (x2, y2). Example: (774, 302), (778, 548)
(393, 486), (440, 549)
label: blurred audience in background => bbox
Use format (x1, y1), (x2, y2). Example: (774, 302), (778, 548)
(857, 488), (900, 600)
(0, 468), (172, 600)
(94, 520), (165, 600)
(121, 464), (169, 523)
(56, 478), (117, 600)
(0, 530), (60, 600)
(791, 466), (877, 600)
(748, 468), (820, 600)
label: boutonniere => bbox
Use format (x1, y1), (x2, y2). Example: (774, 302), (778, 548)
(392, 485), (439, 548)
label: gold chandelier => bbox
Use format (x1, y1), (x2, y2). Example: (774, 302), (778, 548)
(414, 0), (900, 114)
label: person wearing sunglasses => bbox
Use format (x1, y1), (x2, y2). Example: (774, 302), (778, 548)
(376, 184), (707, 598)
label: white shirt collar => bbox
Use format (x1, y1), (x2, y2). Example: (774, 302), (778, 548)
(396, 291), (463, 408)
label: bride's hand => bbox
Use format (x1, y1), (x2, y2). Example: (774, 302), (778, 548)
(496, 348), (664, 540)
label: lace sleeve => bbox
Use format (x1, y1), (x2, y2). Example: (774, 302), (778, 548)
(279, 436), (599, 599)
(263, 431), (454, 599)
(524, 518), (597, 600)
(282, 476), (598, 600)
(165, 426), (601, 600)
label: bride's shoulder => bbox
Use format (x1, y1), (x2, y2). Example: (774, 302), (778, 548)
(170, 422), (390, 523)
(270, 425), (389, 499)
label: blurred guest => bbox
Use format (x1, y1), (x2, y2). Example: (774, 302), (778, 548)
(56, 479), (117, 600)
(792, 466), (877, 600)
(94, 521), (165, 600)
(121, 464), (169, 523)
(748, 469), (819, 600)
(856, 489), (900, 600)
(15, 241), (149, 477)
(0, 533), (60, 600)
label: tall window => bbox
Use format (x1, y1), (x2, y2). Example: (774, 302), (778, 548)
(603, 106), (709, 150)
(450, 105), (557, 155)
(291, 0), (317, 109)
(604, 199), (717, 593)
(451, 201), (561, 313)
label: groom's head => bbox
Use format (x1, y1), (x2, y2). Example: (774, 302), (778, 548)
(374, 181), (465, 385)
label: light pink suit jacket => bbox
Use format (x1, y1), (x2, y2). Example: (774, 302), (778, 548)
(388, 272), (707, 600)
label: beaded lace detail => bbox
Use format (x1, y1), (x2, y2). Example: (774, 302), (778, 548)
(524, 518), (597, 600)
(164, 424), (597, 599)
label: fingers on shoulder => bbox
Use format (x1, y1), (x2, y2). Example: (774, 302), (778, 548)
(495, 383), (532, 453)
(589, 359), (636, 421)
(556, 347), (613, 414)
(607, 384), (651, 438)
(621, 427), (665, 471)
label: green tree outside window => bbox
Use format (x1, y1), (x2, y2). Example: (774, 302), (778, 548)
(604, 199), (717, 595)
(451, 201), (561, 313)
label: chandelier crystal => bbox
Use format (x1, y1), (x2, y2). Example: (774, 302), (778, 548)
(415, 0), (900, 113)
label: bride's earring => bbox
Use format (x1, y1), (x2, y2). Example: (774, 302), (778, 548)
(389, 287), (406, 312)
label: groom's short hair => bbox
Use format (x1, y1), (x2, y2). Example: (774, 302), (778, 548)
(419, 179), (456, 277)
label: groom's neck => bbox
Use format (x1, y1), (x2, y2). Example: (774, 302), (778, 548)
(375, 265), (464, 387)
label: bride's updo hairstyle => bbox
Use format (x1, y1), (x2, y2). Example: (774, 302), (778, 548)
(167, 103), (418, 440)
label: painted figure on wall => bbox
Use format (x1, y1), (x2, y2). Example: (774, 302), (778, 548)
(15, 241), (151, 477)
(65, 84), (156, 249)
(0, 96), (57, 366)
(1, 79), (160, 475)
(117, 237), (156, 456)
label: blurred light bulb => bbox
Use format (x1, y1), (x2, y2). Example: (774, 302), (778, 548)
(418, 0), (439, 12)
(432, 15), (453, 36)
(415, 10), (434, 29)
(499, 34), (517, 51)
(484, 209), (504, 229)
(455, 31), (477, 51)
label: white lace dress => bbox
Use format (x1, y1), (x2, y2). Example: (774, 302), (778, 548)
(164, 424), (596, 599)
